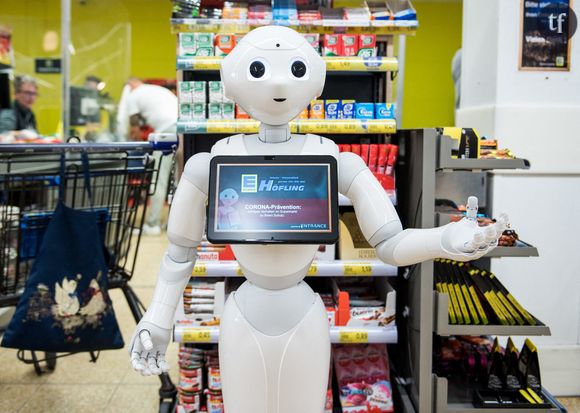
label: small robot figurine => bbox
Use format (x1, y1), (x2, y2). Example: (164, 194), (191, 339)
(129, 26), (507, 413)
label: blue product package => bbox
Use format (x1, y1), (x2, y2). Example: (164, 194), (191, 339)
(340, 100), (356, 119)
(375, 103), (395, 119)
(355, 103), (374, 119)
(325, 100), (340, 119)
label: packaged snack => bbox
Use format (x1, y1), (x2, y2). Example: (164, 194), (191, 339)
(351, 144), (361, 156)
(519, 339), (542, 390)
(215, 34), (236, 56)
(325, 99), (340, 119)
(360, 144), (369, 164)
(506, 337), (521, 389)
(368, 144), (379, 172)
(342, 35), (359, 56)
(180, 102), (192, 120)
(309, 100), (325, 119)
(487, 337), (505, 390)
(303, 33), (321, 54)
(191, 81), (207, 103)
(375, 103), (395, 119)
(222, 102), (235, 119)
(208, 102), (222, 119)
(208, 81), (223, 103)
(178, 33), (197, 56)
(192, 102), (206, 119)
(235, 104), (250, 119)
(340, 99), (356, 119)
(355, 103), (374, 119)
(178, 81), (193, 103)
(323, 34), (342, 56)
(377, 144), (389, 174)
(195, 33), (214, 56)
(358, 34), (377, 57)
(297, 108), (309, 119)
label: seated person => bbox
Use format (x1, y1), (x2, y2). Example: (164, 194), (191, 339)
(0, 75), (38, 134)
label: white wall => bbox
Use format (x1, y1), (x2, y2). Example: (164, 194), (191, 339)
(458, 0), (580, 396)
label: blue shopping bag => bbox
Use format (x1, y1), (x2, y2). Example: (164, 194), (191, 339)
(1, 153), (123, 352)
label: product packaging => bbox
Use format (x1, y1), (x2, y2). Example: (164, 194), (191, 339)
(310, 100), (325, 119)
(506, 337), (521, 389)
(303, 33), (321, 54)
(385, 144), (398, 176)
(377, 144), (389, 174)
(221, 102), (235, 120)
(191, 81), (207, 103)
(519, 339), (542, 390)
(235, 104), (251, 119)
(323, 34), (342, 56)
(360, 144), (370, 164)
(375, 103), (395, 119)
(178, 33), (197, 56)
(179, 81), (193, 103)
(192, 102), (206, 120)
(350, 144), (361, 156)
(355, 103), (374, 119)
(208, 81), (223, 103)
(342, 35), (359, 56)
(297, 108), (309, 119)
(194, 33), (214, 56)
(325, 99), (340, 119)
(487, 337), (505, 390)
(340, 99), (356, 119)
(358, 34), (377, 57)
(180, 102), (193, 120)
(214, 34), (236, 56)
(368, 144), (379, 172)
(208, 102), (222, 120)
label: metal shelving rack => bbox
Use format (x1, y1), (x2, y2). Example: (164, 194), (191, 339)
(394, 129), (559, 413)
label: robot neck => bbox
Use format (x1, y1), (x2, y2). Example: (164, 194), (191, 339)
(259, 123), (291, 143)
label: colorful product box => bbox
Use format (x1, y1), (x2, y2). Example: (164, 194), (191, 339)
(214, 34), (236, 56)
(309, 100), (325, 119)
(194, 33), (214, 56)
(355, 103), (374, 119)
(222, 102), (235, 119)
(178, 33), (196, 56)
(375, 103), (395, 119)
(325, 99), (341, 119)
(297, 108), (309, 119)
(340, 99), (356, 119)
(180, 102), (192, 119)
(235, 104), (251, 119)
(208, 81), (223, 103)
(208, 103), (222, 120)
(303, 33), (321, 54)
(179, 81), (193, 103)
(190, 81), (207, 103)
(323, 34), (342, 56)
(192, 102), (206, 119)
(358, 34), (377, 57)
(342, 35), (359, 56)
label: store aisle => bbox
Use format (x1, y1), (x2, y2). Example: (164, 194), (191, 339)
(0, 235), (179, 413)
(0, 234), (579, 412)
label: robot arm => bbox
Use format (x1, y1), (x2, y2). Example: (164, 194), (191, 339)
(129, 152), (211, 376)
(339, 152), (508, 267)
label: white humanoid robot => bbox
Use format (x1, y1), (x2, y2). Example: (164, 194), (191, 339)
(129, 26), (508, 413)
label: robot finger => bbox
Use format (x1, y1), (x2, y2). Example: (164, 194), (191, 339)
(157, 354), (170, 373)
(484, 225), (497, 244)
(147, 353), (162, 375)
(131, 351), (147, 372)
(464, 232), (485, 252)
(139, 329), (154, 351)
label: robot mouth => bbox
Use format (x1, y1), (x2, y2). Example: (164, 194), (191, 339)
(273, 98), (287, 102)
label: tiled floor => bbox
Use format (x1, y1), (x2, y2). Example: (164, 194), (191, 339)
(0, 233), (579, 412)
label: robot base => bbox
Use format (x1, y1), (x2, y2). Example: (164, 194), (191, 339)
(219, 281), (331, 413)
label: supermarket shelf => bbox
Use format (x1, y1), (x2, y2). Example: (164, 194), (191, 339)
(191, 259), (397, 277)
(177, 55), (398, 72)
(177, 118), (396, 134)
(437, 135), (529, 171)
(174, 323), (398, 344)
(433, 291), (551, 337)
(434, 376), (561, 413)
(171, 18), (418, 35)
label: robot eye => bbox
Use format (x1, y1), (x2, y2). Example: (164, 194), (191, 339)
(290, 60), (308, 79)
(249, 61), (266, 78)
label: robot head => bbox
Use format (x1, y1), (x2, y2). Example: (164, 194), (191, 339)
(219, 188), (239, 206)
(221, 26), (326, 125)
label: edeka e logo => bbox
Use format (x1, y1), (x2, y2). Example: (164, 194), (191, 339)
(241, 174), (258, 192)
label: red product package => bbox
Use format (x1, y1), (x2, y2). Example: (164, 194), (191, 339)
(323, 34), (342, 56)
(343, 144), (351, 152)
(385, 144), (398, 176)
(342, 34), (359, 56)
(368, 144), (379, 172)
(377, 144), (390, 174)
(360, 144), (370, 165)
(351, 144), (361, 156)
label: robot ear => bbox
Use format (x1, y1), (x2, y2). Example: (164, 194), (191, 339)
(220, 57), (237, 101)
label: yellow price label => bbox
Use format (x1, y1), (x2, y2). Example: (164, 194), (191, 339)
(235, 120), (260, 133)
(206, 121), (237, 134)
(343, 262), (373, 276)
(308, 263), (318, 276)
(339, 331), (369, 343)
(193, 263), (206, 276)
(183, 329), (212, 342)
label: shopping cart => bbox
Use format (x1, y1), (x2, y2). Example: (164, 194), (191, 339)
(0, 138), (178, 407)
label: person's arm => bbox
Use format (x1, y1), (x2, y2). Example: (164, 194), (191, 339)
(0, 109), (17, 133)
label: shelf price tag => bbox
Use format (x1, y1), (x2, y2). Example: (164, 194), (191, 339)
(193, 57), (221, 70)
(343, 262), (373, 276)
(183, 329), (212, 343)
(339, 331), (369, 343)
(206, 120), (236, 134)
(308, 263), (318, 276)
(193, 263), (207, 276)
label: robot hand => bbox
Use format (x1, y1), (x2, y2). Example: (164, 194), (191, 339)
(129, 319), (172, 376)
(439, 197), (509, 261)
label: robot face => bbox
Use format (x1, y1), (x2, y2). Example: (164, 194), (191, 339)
(221, 26), (326, 125)
(220, 188), (239, 206)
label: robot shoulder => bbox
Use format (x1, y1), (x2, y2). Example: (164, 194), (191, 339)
(302, 134), (339, 157)
(338, 151), (367, 195)
(210, 134), (247, 156)
(182, 152), (212, 193)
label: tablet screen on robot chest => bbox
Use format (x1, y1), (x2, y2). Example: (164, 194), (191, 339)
(207, 155), (339, 244)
